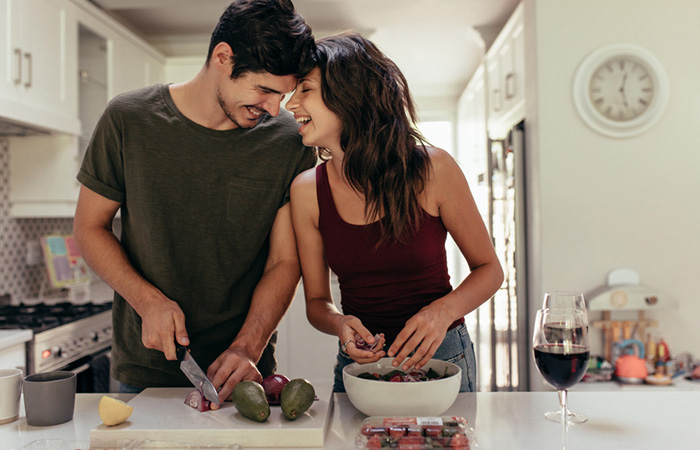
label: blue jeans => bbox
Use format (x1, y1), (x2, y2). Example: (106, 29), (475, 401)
(119, 383), (145, 394)
(332, 323), (477, 393)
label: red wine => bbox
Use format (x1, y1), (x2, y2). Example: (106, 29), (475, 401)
(534, 344), (589, 390)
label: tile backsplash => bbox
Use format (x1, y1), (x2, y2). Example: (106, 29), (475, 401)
(0, 138), (75, 302)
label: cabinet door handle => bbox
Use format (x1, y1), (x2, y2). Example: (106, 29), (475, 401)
(23, 52), (32, 88)
(493, 89), (501, 112)
(13, 48), (22, 84)
(505, 73), (516, 100)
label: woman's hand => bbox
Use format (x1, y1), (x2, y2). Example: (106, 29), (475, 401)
(387, 302), (452, 371)
(338, 315), (386, 363)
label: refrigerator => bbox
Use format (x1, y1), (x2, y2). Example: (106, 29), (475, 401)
(476, 120), (529, 391)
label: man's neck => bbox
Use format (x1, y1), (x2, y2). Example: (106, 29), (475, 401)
(169, 69), (238, 130)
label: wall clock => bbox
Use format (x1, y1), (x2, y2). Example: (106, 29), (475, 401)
(572, 43), (669, 138)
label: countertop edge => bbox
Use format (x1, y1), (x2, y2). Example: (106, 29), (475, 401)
(0, 329), (33, 352)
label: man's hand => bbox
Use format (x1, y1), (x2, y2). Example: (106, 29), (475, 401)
(137, 296), (189, 361)
(206, 347), (263, 410)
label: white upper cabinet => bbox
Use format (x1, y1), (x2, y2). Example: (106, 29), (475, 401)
(111, 37), (165, 98)
(0, 0), (80, 134)
(457, 66), (490, 231)
(8, 0), (165, 218)
(485, 2), (525, 138)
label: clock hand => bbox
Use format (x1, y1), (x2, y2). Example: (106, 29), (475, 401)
(619, 72), (629, 108)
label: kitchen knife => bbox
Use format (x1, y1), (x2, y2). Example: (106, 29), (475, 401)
(175, 342), (221, 405)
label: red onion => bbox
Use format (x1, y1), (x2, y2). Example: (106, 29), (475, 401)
(184, 389), (211, 412)
(262, 373), (290, 405)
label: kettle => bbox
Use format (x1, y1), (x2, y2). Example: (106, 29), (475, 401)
(614, 339), (648, 383)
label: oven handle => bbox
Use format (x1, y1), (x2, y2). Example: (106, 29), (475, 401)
(69, 363), (91, 375)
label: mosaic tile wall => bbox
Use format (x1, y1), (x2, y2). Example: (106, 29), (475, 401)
(0, 138), (74, 302)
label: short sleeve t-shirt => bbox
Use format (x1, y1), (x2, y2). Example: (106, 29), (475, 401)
(78, 84), (315, 387)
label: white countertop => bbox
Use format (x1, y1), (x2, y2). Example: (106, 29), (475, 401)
(0, 329), (32, 352)
(2, 389), (697, 450)
(3, 393), (134, 450)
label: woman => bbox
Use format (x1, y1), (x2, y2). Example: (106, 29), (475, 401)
(286, 32), (503, 392)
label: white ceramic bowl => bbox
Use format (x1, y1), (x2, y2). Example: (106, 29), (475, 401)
(342, 358), (461, 416)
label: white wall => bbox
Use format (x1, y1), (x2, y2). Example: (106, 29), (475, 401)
(525, 0), (700, 387)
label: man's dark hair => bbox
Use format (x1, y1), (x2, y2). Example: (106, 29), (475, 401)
(207, 0), (315, 79)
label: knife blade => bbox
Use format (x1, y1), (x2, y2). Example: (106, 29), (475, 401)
(175, 342), (221, 405)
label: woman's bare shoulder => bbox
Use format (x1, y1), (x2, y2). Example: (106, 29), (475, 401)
(291, 165), (318, 192)
(425, 146), (460, 180)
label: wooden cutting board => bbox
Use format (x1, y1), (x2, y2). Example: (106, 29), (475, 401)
(90, 384), (333, 448)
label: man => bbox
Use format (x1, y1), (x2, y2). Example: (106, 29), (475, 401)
(73, 0), (316, 408)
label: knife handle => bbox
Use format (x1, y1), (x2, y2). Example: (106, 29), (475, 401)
(175, 341), (188, 361)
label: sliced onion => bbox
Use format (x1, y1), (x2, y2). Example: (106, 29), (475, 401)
(262, 374), (290, 405)
(184, 389), (211, 412)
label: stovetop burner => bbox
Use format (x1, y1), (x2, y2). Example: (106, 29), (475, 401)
(0, 301), (113, 333)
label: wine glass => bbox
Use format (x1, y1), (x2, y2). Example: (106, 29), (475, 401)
(542, 291), (587, 317)
(533, 308), (590, 425)
(541, 291), (589, 423)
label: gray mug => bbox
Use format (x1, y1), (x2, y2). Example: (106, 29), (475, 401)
(23, 371), (76, 426)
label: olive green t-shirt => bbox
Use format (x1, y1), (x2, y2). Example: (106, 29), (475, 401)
(77, 84), (315, 387)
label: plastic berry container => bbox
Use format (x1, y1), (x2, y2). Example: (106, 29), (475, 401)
(355, 416), (476, 449)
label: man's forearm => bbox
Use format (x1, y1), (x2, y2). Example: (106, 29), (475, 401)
(75, 225), (161, 315)
(230, 258), (301, 362)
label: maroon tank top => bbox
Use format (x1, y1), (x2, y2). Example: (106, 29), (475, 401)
(316, 162), (462, 347)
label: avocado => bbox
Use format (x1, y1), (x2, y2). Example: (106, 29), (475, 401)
(231, 380), (270, 422)
(280, 378), (315, 420)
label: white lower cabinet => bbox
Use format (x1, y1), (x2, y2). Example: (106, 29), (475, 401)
(0, 344), (26, 373)
(0, 330), (32, 374)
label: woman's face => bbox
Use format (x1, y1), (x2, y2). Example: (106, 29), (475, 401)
(286, 68), (342, 151)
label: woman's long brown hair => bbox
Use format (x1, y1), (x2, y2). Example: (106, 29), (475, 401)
(315, 32), (431, 244)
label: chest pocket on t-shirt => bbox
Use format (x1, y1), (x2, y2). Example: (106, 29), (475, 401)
(227, 178), (282, 237)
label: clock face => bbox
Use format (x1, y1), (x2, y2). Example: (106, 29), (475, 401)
(573, 44), (669, 138)
(588, 56), (655, 122)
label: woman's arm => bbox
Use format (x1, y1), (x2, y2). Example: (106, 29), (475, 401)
(290, 169), (384, 362)
(388, 147), (504, 370)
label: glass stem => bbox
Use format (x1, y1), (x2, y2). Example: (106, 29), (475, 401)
(559, 389), (568, 449)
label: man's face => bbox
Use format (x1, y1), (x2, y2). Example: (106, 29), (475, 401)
(216, 71), (297, 129)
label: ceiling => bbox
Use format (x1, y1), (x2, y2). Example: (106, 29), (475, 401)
(89, 0), (520, 105)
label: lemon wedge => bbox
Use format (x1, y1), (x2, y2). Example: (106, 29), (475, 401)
(98, 395), (134, 426)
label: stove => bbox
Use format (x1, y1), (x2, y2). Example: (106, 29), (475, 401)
(0, 302), (113, 374)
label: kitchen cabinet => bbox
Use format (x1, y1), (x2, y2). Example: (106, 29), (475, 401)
(485, 2), (525, 138)
(8, 0), (165, 218)
(8, 134), (81, 217)
(0, 0), (80, 135)
(111, 38), (165, 98)
(457, 65), (489, 214)
(0, 330), (32, 374)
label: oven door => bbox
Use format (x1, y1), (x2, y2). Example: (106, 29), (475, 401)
(63, 348), (117, 393)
